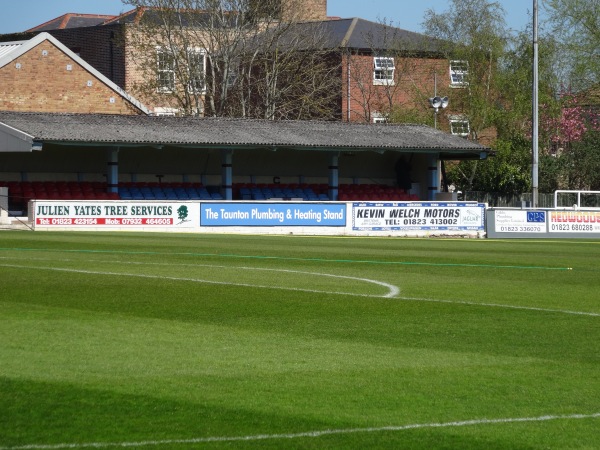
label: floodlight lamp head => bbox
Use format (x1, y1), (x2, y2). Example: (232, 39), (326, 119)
(429, 96), (443, 109)
(441, 96), (449, 108)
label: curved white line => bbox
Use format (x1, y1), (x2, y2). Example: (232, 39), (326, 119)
(0, 264), (397, 299)
(397, 295), (600, 317)
(2, 412), (598, 449)
(1, 258), (597, 316)
(118, 260), (401, 298)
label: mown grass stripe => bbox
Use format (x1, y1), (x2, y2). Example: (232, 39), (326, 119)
(0, 247), (574, 271)
(0, 264), (397, 299)
(2, 412), (599, 449)
(1, 262), (595, 317)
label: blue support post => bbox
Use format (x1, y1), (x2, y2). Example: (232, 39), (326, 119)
(427, 154), (438, 201)
(221, 149), (233, 201)
(328, 153), (339, 201)
(107, 147), (119, 193)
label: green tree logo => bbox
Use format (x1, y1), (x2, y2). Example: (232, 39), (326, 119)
(177, 205), (189, 224)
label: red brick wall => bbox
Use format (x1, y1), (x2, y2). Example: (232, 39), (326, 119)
(0, 40), (143, 114)
(341, 53), (454, 125)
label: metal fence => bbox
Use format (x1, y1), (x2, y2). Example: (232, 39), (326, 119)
(464, 191), (600, 208)
(463, 192), (555, 208)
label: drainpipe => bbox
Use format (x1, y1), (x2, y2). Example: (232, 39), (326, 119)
(346, 53), (351, 122)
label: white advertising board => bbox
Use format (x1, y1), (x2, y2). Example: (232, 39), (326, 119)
(352, 202), (485, 232)
(494, 210), (547, 233)
(549, 210), (600, 233)
(34, 201), (199, 229)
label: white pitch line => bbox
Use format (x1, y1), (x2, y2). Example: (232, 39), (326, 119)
(1, 257), (598, 315)
(2, 412), (599, 449)
(27, 257), (402, 299)
(396, 295), (600, 317)
(0, 264), (398, 299)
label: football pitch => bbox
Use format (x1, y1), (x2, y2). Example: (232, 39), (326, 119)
(0, 231), (599, 449)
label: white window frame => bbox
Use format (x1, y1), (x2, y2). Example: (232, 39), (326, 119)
(156, 47), (176, 93)
(187, 48), (207, 94)
(449, 115), (470, 137)
(153, 107), (179, 116)
(372, 112), (387, 124)
(449, 60), (469, 87)
(373, 56), (395, 85)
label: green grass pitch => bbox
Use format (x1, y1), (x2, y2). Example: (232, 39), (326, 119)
(0, 231), (599, 449)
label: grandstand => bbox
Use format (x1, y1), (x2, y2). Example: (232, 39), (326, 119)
(0, 111), (492, 217)
(3, 181), (421, 215)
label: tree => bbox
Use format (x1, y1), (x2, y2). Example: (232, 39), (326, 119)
(544, 0), (600, 90)
(422, 0), (509, 142)
(495, 29), (562, 139)
(420, 0), (513, 193)
(446, 135), (531, 197)
(539, 92), (600, 190)
(122, 0), (340, 119)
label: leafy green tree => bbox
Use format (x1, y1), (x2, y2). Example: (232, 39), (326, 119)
(495, 29), (562, 139)
(559, 130), (600, 190)
(544, 0), (600, 90)
(446, 135), (531, 196)
(422, 0), (509, 142)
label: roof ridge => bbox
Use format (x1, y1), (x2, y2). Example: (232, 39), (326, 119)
(340, 17), (359, 47)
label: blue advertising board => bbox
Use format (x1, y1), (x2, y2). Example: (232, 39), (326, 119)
(201, 203), (346, 227)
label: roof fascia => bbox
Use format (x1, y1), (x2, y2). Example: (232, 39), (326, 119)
(345, 48), (446, 59)
(37, 140), (490, 156)
(0, 122), (38, 152)
(0, 34), (40, 69)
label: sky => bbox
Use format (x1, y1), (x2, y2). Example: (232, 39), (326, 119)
(0, 0), (541, 35)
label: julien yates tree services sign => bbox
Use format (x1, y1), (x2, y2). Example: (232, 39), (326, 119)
(34, 202), (198, 227)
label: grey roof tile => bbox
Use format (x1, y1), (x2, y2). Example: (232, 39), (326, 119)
(0, 112), (490, 157)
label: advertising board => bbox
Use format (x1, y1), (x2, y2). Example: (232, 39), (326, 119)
(34, 201), (199, 228)
(494, 210), (547, 233)
(352, 202), (485, 232)
(487, 208), (600, 238)
(549, 210), (600, 233)
(200, 203), (346, 227)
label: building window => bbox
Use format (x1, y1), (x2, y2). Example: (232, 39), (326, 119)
(372, 113), (387, 123)
(449, 60), (468, 87)
(153, 107), (179, 116)
(157, 48), (175, 93)
(157, 47), (207, 94)
(449, 116), (470, 137)
(373, 57), (395, 85)
(187, 49), (206, 94)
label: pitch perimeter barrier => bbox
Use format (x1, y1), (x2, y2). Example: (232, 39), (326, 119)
(30, 200), (487, 238)
(487, 208), (600, 239)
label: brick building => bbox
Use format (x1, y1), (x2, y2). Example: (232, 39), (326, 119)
(0, 32), (148, 115)
(0, 1), (470, 132)
(0, 1), (492, 206)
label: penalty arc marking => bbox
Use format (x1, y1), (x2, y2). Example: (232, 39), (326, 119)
(0, 262), (400, 299)
(0, 257), (599, 315)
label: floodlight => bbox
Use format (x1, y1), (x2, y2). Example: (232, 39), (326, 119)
(429, 97), (442, 108)
(428, 96), (448, 111)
